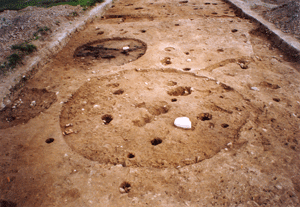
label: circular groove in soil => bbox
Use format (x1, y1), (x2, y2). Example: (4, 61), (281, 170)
(73, 38), (147, 66)
(60, 70), (256, 168)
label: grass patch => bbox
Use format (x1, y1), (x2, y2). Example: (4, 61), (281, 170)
(1, 42), (37, 75)
(33, 26), (50, 39)
(7, 53), (22, 68)
(11, 43), (37, 53)
(0, 0), (104, 12)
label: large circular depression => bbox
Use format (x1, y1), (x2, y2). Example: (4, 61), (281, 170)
(60, 69), (255, 168)
(73, 38), (147, 66)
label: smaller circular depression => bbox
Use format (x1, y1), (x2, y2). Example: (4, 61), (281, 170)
(73, 38), (147, 66)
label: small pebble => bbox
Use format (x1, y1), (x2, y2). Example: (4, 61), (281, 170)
(65, 123), (73, 127)
(30, 101), (36, 107)
(119, 188), (126, 193)
(63, 129), (74, 135)
(251, 87), (259, 91)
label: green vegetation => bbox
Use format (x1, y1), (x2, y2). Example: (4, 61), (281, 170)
(11, 43), (37, 54)
(0, 0), (105, 75)
(1, 42), (37, 75)
(33, 26), (50, 39)
(0, 0), (104, 12)
(0, 25), (51, 75)
(37, 26), (50, 32)
(9, 42), (37, 67)
(7, 53), (22, 68)
(72, 11), (79, 16)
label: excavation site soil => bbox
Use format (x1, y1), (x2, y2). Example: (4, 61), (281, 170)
(1, 0), (300, 206)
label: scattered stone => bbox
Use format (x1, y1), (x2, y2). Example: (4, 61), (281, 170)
(65, 123), (73, 127)
(30, 100), (36, 107)
(120, 182), (131, 193)
(119, 188), (126, 193)
(174, 117), (192, 129)
(63, 129), (74, 135)
(238, 62), (248, 69)
(251, 87), (259, 91)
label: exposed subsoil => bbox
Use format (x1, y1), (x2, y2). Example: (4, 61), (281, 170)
(1, 0), (300, 206)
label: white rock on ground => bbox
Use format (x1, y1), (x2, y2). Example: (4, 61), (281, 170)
(174, 117), (192, 129)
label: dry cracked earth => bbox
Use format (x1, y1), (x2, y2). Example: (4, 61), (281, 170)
(1, 0), (300, 206)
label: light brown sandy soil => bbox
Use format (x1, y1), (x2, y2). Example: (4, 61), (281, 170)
(1, 0), (300, 206)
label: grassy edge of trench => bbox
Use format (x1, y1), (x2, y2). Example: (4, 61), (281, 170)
(0, 0), (104, 76)
(0, 26), (51, 76)
(0, 0), (104, 12)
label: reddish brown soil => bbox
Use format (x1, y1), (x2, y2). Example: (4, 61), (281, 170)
(0, 0), (300, 206)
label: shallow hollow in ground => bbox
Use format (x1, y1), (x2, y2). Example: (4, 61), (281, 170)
(73, 37), (147, 66)
(0, 88), (57, 129)
(60, 69), (257, 168)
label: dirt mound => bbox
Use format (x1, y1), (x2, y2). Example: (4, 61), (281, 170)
(264, 1), (300, 37)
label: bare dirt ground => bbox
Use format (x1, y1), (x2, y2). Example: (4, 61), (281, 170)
(1, 0), (300, 206)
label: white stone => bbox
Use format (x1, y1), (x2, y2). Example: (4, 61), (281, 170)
(123, 46), (130, 50)
(119, 188), (126, 193)
(174, 117), (191, 129)
(251, 87), (259, 91)
(30, 101), (36, 107)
